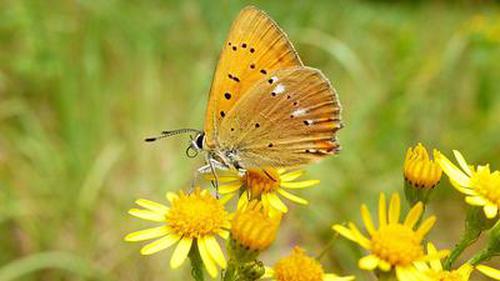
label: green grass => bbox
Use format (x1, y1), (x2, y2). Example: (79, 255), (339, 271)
(1, 0), (499, 280)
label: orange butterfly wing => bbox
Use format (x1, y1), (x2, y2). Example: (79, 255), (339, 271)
(204, 6), (303, 148)
(218, 67), (342, 168)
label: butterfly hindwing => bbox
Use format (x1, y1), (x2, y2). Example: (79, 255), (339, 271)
(218, 67), (342, 168)
(204, 6), (303, 147)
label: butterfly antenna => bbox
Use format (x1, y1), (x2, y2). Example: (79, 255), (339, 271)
(144, 128), (202, 142)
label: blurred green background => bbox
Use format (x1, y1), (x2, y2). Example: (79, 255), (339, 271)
(1, 0), (499, 280)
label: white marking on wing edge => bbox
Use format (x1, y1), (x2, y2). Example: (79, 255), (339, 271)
(292, 108), (307, 117)
(271, 76), (279, 82)
(274, 84), (285, 94)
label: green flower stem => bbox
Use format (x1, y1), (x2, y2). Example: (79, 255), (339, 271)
(222, 259), (238, 281)
(468, 248), (494, 265)
(316, 233), (338, 260)
(444, 206), (494, 270)
(469, 220), (500, 265)
(444, 235), (476, 270)
(189, 243), (204, 281)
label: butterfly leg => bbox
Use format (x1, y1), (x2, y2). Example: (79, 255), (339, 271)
(194, 160), (222, 188)
(205, 153), (220, 198)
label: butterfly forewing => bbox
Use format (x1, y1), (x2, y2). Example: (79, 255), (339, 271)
(204, 6), (303, 147)
(218, 67), (342, 168)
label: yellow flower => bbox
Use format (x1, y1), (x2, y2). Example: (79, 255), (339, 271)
(263, 247), (355, 281)
(333, 193), (448, 281)
(415, 243), (500, 281)
(208, 167), (319, 213)
(231, 200), (281, 255)
(124, 188), (230, 278)
(404, 143), (442, 189)
(435, 150), (500, 219)
(415, 243), (473, 281)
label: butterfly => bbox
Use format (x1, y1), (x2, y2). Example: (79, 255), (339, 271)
(147, 6), (342, 174)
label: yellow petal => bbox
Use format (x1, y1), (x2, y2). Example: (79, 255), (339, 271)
(280, 179), (320, 189)
(219, 183), (242, 194)
(426, 243), (442, 271)
(261, 194), (271, 212)
(198, 238), (218, 278)
(378, 193), (387, 227)
(359, 255), (379, 270)
(413, 261), (430, 272)
(280, 170), (305, 182)
(396, 266), (429, 281)
(135, 199), (169, 214)
(465, 195), (488, 206)
(128, 208), (165, 222)
(451, 180), (477, 195)
(219, 193), (236, 205)
(420, 249), (450, 262)
(140, 234), (180, 255)
(124, 226), (169, 242)
(404, 202), (423, 228)
(205, 175), (240, 183)
(388, 193), (401, 224)
(476, 265), (500, 280)
(265, 193), (288, 213)
(484, 204), (498, 219)
(348, 223), (371, 249)
(166, 192), (179, 203)
(453, 150), (472, 176)
(237, 193), (249, 210)
(455, 263), (473, 279)
(416, 216), (436, 237)
(361, 204), (375, 235)
(332, 224), (357, 242)
(170, 237), (193, 269)
(218, 230), (230, 240)
(378, 260), (391, 272)
(204, 236), (227, 268)
(277, 188), (308, 205)
(435, 152), (472, 187)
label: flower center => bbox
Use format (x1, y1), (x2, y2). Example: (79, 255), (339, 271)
(371, 224), (424, 266)
(274, 247), (324, 281)
(244, 168), (281, 197)
(471, 167), (500, 206)
(166, 190), (227, 239)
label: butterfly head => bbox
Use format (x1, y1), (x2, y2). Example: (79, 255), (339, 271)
(187, 131), (205, 158)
